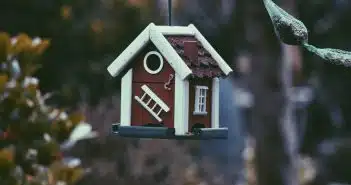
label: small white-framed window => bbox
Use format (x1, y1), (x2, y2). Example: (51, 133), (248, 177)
(193, 86), (208, 115)
(143, 51), (164, 74)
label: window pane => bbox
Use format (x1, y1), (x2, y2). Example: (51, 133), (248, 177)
(195, 87), (208, 113)
(195, 91), (199, 111)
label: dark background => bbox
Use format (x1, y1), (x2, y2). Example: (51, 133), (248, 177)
(1, 0), (351, 185)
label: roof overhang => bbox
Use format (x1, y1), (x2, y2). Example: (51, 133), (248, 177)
(107, 24), (152, 78)
(107, 23), (233, 80)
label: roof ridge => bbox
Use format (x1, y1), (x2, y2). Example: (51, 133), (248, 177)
(107, 23), (233, 79)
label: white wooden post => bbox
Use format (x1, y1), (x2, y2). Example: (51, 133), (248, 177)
(174, 74), (189, 135)
(120, 69), (133, 126)
(211, 78), (220, 128)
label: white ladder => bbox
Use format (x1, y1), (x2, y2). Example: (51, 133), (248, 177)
(134, 85), (170, 122)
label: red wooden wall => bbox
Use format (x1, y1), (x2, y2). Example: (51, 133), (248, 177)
(188, 78), (212, 131)
(130, 43), (175, 128)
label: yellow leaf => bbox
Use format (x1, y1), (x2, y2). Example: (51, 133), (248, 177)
(11, 33), (32, 55)
(65, 120), (73, 130)
(68, 112), (85, 125)
(0, 32), (10, 62)
(50, 162), (85, 184)
(90, 19), (104, 34)
(0, 147), (14, 161)
(33, 39), (50, 55)
(61, 5), (72, 20)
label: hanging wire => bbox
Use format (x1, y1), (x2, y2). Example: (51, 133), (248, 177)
(168, 0), (172, 25)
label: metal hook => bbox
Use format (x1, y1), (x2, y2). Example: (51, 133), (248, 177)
(164, 74), (174, 90)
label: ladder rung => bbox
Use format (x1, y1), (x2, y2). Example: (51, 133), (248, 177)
(140, 93), (147, 101)
(157, 109), (162, 116)
(151, 103), (158, 110)
(141, 85), (170, 112)
(146, 98), (152, 105)
(134, 96), (162, 122)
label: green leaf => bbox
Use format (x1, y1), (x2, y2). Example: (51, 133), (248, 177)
(303, 43), (351, 67)
(263, 0), (308, 45)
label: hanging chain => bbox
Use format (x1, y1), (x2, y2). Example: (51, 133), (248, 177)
(164, 74), (174, 90)
(168, 0), (172, 26)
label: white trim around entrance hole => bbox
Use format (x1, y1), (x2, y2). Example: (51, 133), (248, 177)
(143, 51), (164, 75)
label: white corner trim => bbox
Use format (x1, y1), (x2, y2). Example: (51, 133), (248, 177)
(140, 85), (170, 112)
(156, 25), (195, 36)
(107, 23), (154, 77)
(143, 51), (164, 74)
(120, 69), (133, 126)
(188, 24), (233, 76)
(211, 78), (219, 128)
(149, 24), (192, 80)
(174, 74), (189, 135)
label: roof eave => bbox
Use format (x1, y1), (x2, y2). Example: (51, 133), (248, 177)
(107, 23), (193, 80)
(150, 24), (192, 80)
(107, 23), (153, 77)
(156, 25), (195, 36)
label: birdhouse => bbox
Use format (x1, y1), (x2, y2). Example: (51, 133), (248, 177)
(108, 23), (233, 139)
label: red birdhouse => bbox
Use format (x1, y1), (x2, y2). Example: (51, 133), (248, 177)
(108, 23), (233, 139)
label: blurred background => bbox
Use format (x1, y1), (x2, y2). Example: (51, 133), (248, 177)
(1, 0), (351, 185)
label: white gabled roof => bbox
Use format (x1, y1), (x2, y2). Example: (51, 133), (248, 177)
(107, 23), (233, 80)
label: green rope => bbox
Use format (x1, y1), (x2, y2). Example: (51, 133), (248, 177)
(168, 0), (172, 26)
(264, 0), (351, 67)
(303, 43), (351, 67)
(263, 0), (308, 45)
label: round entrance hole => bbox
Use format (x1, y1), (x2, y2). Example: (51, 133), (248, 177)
(143, 51), (164, 74)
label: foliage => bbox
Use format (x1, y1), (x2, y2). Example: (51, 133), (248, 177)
(69, 137), (224, 185)
(0, 0), (163, 106)
(0, 32), (89, 185)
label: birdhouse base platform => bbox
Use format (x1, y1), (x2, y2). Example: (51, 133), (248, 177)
(111, 124), (228, 140)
